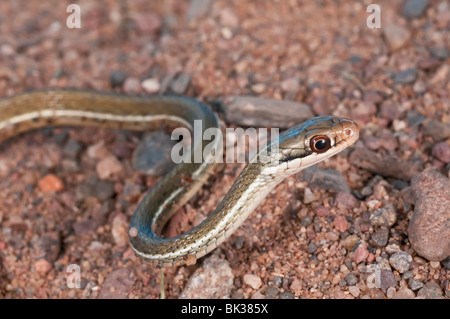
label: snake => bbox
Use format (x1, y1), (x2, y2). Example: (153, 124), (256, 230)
(0, 89), (359, 267)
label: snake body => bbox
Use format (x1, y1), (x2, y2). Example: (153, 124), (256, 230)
(0, 89), (359, 267)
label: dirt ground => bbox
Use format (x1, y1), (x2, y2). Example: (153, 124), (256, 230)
(0, 0), (448, 299)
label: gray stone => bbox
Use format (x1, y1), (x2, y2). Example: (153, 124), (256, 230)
(370, 227), (389, 247)
(408, 170), (450, 261)
(394, 68), (418, 84)
(170, 73), (191, 94)
(63, 138), (83, 158)
(279, 291), (295, 299)
(417, 282), (445, 299)
(422, 119), (450, 142)
(380, 269), (397, 293)
(429, 47), (449, 60)
(389, 252), (412, 273)
(132, 131), (176, 175)
(370, 205), (397, 227)
(98, 267), (136, 299)
(345, 272), (358, 286)
(302, 166), (350, 193)
(221, 96), (314, 128)
(402, 0), (429, 19)
(180, 254), (234, 299)
(409, 278), (424, 291)
(110, 69), (127, 88)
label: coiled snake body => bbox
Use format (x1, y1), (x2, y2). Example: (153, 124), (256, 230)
(0, 89), (359, 267)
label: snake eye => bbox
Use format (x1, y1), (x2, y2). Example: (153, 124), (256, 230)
(310, 135), (331, 153)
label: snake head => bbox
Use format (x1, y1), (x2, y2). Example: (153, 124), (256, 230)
(261, 116), (359, 173)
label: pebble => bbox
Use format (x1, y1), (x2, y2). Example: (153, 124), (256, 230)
(350, 101), (376, 123)
(383, 24), (411, 51)
(349, 147), (420, 181)
(278, 291), (295, 299)
(34, 259), (52, 276)
(96, 155), (123, 179)
(379, 101), (403, 121)
(303, 187), (315, 204)
(109, 69), (127, 88)
(98, 267), (136, 298)
(348, 286), (360, 297)
(431, 142), (450, 163)
(94, 180), (116, 201)
(334, 192), (358, 210)
(307, 242), (318, 254)
(38, 174), (64, 193)
(289, 278), (302, 294)
(122, 182), (142, 203)
(402, 0), (429, 19)
(418, 57), (441, 71)
(264, 286), (279, 299)
(333, 215), (348, 232)
(379, 269), (396, 293)
(87, 141), (110, 159)
(345, 272), (358, 286)
(30, 232), (60, 262)
(243, 274), (263, 290)
(353, 241), (369, 264)
(314, 205), (330, 217)
(409, 278), (424, 291)
(312, 95), (332, 116)
(302, 166), (350, 193)
(393, 68), (418, 84)
(442, 256), (450, 270)
(369, 205), (397, 227)
(170, 73), (191, 94)
(186, 0), (213, 21)
(132, 131), (176, 175)
(180, 254), (234, 298)
(342, 235), (359, 251)
(428, 47), (449, 60)
(393, 287), (415, 299)
(111, 213), (129, 247)
(417, 282), (444, 299)
(408, 170), (450, 261)
(221, 96), (314, 128)
(134, 12), (162, 33)
(370, 227), (389, 247)
(63, 138), (83, 158)
(300, 215), (312, 227)
(422, 119), (450, 142)
(141, 78), (160, 94)
(219, 8), (239, 28)
(123, 77), (141, 94)
(389, 252), (412, 273)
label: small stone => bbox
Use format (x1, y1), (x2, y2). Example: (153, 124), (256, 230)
(98, 267), (136, 299)
(31, 232), (60, 263)
(409, 278), (424, 291)
(389, 252), (412, 273)
(87, 141), (110, 159)
(134, 12), (162, 33)
(379, 101), (403, 121)
(442, 256), (450, 270)
(219, 8), (239, 28)
(302, 166), (350, 193)
(353, 242), (369, 264)
(112, 213), (129, 247)
(141, 78), (160, 93)
(369, 205), (397, 227)
(349, 286), (360, 297)
(393, 287), (414, 299)
(334, 192), (358, 210)
(380, 269), (396, 293)
(38, 174), (64, 193)
(123, 182), (142, 203)
(350, 101), (377, 123)
(96, 155), (123, 179)
(333, 215), (348, 232)
(180, 254), (234, 298)
(418, 57), (441, 71)
(303, 187), (315, 204)
(312, 95), (332, 116)
(408, 170), (450, 261)
(221, 96), (314, 129)
(413, 80), (427, 94)
(422, 120), (450, 142)
(170, 73), (191, 94)
(243, 274), (262, 290)
(342, 235), (359, 251)
(265, 286), (279, 299)
(394, 68), (418, 85)
(279, 291), (295, 299)
(281, 77), (300, 94)
(417, 282), (444, 299)
(345, 273), (358, 286)
(314, 205), (330, 217)
(307, 242), (318, 254)
(186, 0), (213, 22)
(370, 227), (389, 247)
(110, 69), (127, 88)
(383, 24), (411, 51)
(132, 131), (176, 175)
(432, 142), (450, 163)
(402, 0), (429, 19)
(123, 77), (141, 94)
(94, 180), (116, 201)
(300, 215), (312, 227)
(63, 138), (83, 158)
(34, 259), (52, 276)
(289, 278), (302, 293)
(428, 47), (449, 60)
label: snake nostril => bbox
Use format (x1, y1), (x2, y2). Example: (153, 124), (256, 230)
(344, 128), (352, 137)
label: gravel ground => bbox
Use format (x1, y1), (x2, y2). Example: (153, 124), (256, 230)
(0, 0), (449, 299)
